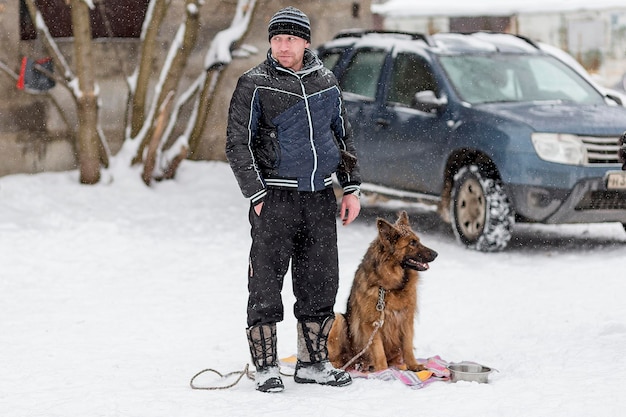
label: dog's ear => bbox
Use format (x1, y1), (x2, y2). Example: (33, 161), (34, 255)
(396, 210), (410, 227)
(377, 218), (394, 232)
(377, 218), (400, 245)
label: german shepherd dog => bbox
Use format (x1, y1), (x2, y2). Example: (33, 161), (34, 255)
(328, 211), (437, 372)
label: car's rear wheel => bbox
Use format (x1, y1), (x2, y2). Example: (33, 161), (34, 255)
(450, 165), (515, 252)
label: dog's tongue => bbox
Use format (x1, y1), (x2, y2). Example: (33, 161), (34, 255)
(406, 259), (429, 271)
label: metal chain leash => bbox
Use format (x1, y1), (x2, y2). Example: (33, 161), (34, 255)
(340, 287), (386, 371)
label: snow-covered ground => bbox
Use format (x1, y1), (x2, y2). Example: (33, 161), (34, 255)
(1, 161), (625, 417)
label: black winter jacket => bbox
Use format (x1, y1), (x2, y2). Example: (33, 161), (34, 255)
(226, 49), (361, 204)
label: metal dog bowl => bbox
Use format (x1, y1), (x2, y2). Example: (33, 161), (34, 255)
(447, 362), (495, 383)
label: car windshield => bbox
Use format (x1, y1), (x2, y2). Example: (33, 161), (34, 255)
(438, 54), (605, 105)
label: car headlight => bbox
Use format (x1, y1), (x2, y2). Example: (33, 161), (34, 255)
(531, 133), (586, 165)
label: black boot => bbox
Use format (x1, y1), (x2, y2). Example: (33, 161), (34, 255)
(294, 317), (352, 387)
(246, 323), (284, 393)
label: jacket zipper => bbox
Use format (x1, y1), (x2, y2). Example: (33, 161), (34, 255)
(298, 76), (318, 191)
(276, 59), (323, 192)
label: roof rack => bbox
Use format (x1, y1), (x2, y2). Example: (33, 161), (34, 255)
(462, 31), (541, 50)
(511, 33), (540, 49)
(333, 29), (434, 46)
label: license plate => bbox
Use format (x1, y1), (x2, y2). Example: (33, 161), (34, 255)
(606, 171), (626, 190)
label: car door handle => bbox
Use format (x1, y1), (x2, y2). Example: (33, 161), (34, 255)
(375, 118), (390, 127)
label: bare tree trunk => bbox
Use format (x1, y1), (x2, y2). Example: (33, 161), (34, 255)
(71, 0), (100, 184)
(142, 91), (174, 185)
(188, 68), (221, 158)
(22, 0), (104, 183)
(130, 0), (170, 139)
(132, 0), (202, 166)
(187, 0), (258, 158)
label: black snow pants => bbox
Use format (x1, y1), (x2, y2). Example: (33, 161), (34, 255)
(246, 187), (339, 327)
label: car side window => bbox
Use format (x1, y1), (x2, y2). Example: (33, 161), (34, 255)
(319, 50), (342, 71)
(339, 49), (387, 99)
(388, 53), (438, 107)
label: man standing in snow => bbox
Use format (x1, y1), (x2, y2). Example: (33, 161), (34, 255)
(225, 6), (362, 393)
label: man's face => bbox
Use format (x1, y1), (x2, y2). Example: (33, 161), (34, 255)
(270, 34), (310, 71)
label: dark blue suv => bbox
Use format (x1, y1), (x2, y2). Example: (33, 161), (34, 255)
(317, 30), (626, 251)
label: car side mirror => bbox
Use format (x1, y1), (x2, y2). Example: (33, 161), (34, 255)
(413, 90), (447, 113)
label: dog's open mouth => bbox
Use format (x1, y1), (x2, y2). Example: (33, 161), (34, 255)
(402, 258), (430, 271)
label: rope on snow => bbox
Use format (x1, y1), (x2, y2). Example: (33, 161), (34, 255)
(189, 363), (254, 390)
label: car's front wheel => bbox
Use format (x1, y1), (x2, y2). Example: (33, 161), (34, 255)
(450, 165), (515, 252)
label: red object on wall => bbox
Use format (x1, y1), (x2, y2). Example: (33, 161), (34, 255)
(16, 56), (56, 92)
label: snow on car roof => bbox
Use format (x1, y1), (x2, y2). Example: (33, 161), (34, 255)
(322, 31), (542, 55)
(432, 33), (540, 54)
